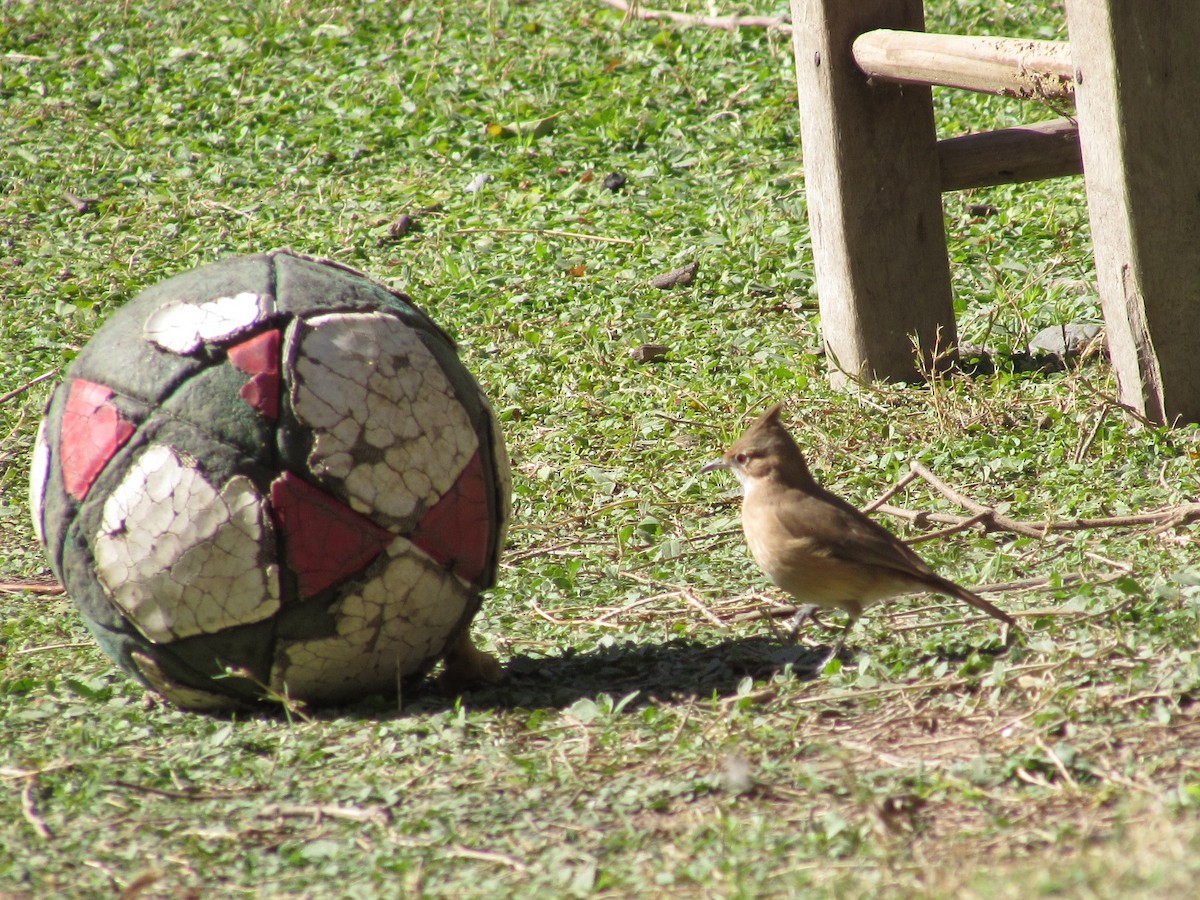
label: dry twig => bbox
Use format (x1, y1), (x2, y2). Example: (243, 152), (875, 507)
(15, 641), (93, 656)
(863, 468), (919, 513)
(108, 780), (260, 801)
(684, 590), (727, 628)
(902, 511), (992, 545)
(0, 369), (59, 405)
(0, 581), (66, 595)
(451, 226), (635, 246)
(909, 461), (1046, 538)
(599, 0), (792, 32)
(258, 803), (391, 824)
(873, 463), (1200, 539)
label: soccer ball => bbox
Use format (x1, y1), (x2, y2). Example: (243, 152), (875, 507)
(29, 250), (511, 710)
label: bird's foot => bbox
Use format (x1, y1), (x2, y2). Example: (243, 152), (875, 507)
(816, 645), (841, 672)
(805, 622), (854, 675)
(795, 642), (845, 676)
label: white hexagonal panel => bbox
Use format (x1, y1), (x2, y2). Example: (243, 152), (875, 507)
(287, 311), (479, 526)
(144, 291), (272, 354)
(93, 443), (280, 642)
(270, 544), (470, 703)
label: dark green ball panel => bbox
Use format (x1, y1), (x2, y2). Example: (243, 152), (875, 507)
(148, 622), (278, 701)
(67, 254), (274, 406)
(159, 362), (277, 466)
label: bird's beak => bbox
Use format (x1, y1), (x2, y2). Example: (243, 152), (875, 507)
(700, 458), (728, 474)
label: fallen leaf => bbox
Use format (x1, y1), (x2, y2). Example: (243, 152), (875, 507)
(649, 261), (698, 289)
(485, 113), (559, 139)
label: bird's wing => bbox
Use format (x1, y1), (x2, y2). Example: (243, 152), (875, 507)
(771, 487), (1017, 627)
(772, 486), (937, 580)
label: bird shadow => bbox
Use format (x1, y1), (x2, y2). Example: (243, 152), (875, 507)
(332, 635), (831, 720)
(308, 628), (1019, 721)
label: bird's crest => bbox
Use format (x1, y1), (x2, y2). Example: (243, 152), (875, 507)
(725, 402), (816, 490)
(746, 402), (786, 434)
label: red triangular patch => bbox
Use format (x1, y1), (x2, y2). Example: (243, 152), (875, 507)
(409, 450), (493, 585)
(269, 471), (395, 597)
(228, 329), (282, 420)
(60, 379), (136, 501)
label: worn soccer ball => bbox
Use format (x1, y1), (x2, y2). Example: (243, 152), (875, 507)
(29, 250), (510, 710)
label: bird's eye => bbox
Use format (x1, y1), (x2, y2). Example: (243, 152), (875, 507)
(734, 452), (748, 465)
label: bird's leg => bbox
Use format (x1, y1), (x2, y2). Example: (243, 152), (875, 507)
(814, 612), (858, 670)
(786, 604), (823, 641)
(830, 614), (856, 658)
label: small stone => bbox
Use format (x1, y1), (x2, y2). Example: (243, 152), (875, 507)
(721, 754), (755, 795)
(63, 192), (96, 214)
(628, 344), (670, 363)
(602, 172), (626, 192)
(875, 794), (926, 834)
(465, 173), (491, 194)
(1028, 323), (1103, 357)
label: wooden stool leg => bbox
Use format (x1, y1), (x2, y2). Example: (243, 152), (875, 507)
(790, 0), (956, 384)
(1066, 0), (1200, 424)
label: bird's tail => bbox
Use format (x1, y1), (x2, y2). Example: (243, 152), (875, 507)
(930, 575), (1018, 630)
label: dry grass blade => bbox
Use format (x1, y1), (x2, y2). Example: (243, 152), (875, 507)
(21, 776), (53, 840)
(450, 226), (635, 245)
(258, 803), (392, 824)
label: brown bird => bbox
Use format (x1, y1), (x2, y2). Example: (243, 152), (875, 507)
(702, 403), (1016, 660)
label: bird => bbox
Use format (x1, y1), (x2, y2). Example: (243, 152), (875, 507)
(701, 403), (1017, 661)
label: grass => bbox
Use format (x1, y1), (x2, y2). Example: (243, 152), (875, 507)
(3, 0), (1200, 896)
